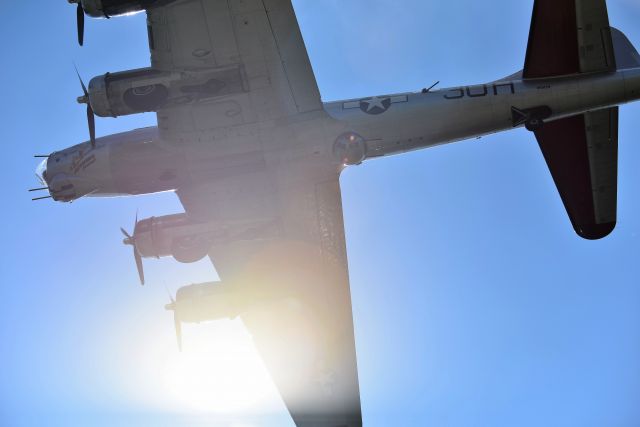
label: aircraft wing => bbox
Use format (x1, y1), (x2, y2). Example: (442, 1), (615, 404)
(523, 0), (619, 239)
(148, 1), (361, 423)
(176, 161), (362, 426)
(146, 0), (322, 140)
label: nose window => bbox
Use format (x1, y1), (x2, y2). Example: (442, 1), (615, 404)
(35, 159), (48, 185)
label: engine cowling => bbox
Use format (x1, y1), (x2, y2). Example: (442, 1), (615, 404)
(123, 212), (279, 285)
(84, 66), (247, 117)
(78, 0), (175, 18)
(165, 282), (243, 350)
(129, 214), (214, 264)
(171, 282), (241, 323)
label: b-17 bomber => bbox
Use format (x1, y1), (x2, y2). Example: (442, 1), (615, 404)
(34, 0), (640, 425)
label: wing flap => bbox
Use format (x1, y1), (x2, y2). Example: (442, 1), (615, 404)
(534, 108), (618, 239)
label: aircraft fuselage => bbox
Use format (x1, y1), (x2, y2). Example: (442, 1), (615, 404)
(38, 67), (640, 202)
(327, 67), (640, 161)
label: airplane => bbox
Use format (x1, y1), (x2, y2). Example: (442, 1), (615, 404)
(33, 0), (640, 425)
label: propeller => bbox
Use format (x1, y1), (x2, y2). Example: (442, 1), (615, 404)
(69, 0), (86, 46)
(74, 67), (96, 149)
(121, 213), (145, 285)
(165, 292), (183, 352)
(77, 1), (85, 46)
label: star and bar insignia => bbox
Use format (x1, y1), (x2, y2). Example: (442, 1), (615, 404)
(342, 95), (409, 115)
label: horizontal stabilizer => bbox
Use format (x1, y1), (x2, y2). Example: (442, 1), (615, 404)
(534, 108), (619, 240)
(524, 0), (616, 79)
(612, 27), (640, 69)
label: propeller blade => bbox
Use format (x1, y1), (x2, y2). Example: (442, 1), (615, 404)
(174, 313), (183, 352)
(165, 286), (176, 304)
(134, 247), (145, 286)
(74, 66), (88, 97)
(121, 218), (143, 285)
(164, 293), (182, 351)
(87, 104), (96, 148)
(77, 3), (85, 46)
(120, 227), (132, 240)
(74, 67), (96, 148)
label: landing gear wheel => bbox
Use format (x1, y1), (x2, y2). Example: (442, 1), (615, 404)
(525, 118), (544, 132)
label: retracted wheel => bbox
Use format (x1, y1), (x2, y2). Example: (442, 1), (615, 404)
(525, 117), (544, 132)
(512, 106), (552, 132)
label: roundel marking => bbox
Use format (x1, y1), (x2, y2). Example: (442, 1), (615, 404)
(359, 96), (392, 115)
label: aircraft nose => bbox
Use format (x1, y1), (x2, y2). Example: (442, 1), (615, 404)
(31, 158), (53, 201)
(35, 158), (49, 186)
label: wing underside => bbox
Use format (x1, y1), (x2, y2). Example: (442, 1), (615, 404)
(147, 0), (322, 138)
(148, 0), (361, 423)
(524, 0), (619, 239)
(177, 165), (362, 426)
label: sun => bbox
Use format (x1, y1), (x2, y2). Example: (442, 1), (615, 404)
(160, 319), (282, 414)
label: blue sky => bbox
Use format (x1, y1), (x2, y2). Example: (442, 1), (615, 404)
(2, 1), (640, 426)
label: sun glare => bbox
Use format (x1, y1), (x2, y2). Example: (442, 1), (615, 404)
(159, 319), (282, 414)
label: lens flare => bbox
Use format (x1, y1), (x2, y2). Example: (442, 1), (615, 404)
(159, 319), (281, 414)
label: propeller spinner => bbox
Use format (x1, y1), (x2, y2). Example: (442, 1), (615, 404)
(121, 214), (145, 285)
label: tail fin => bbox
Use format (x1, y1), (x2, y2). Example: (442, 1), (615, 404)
(612, 27), (640, 69)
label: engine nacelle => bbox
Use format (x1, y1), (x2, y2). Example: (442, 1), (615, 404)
(128, 212), (277, 264)
(85, 66), (247, 118)
(171, 282), (242, 323)
(165, 281), (245, 350)
(78, 0), (175, 18)
(129, 214), (215, 264)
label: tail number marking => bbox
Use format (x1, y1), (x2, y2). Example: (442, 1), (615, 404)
(444, 83), (515, 100)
